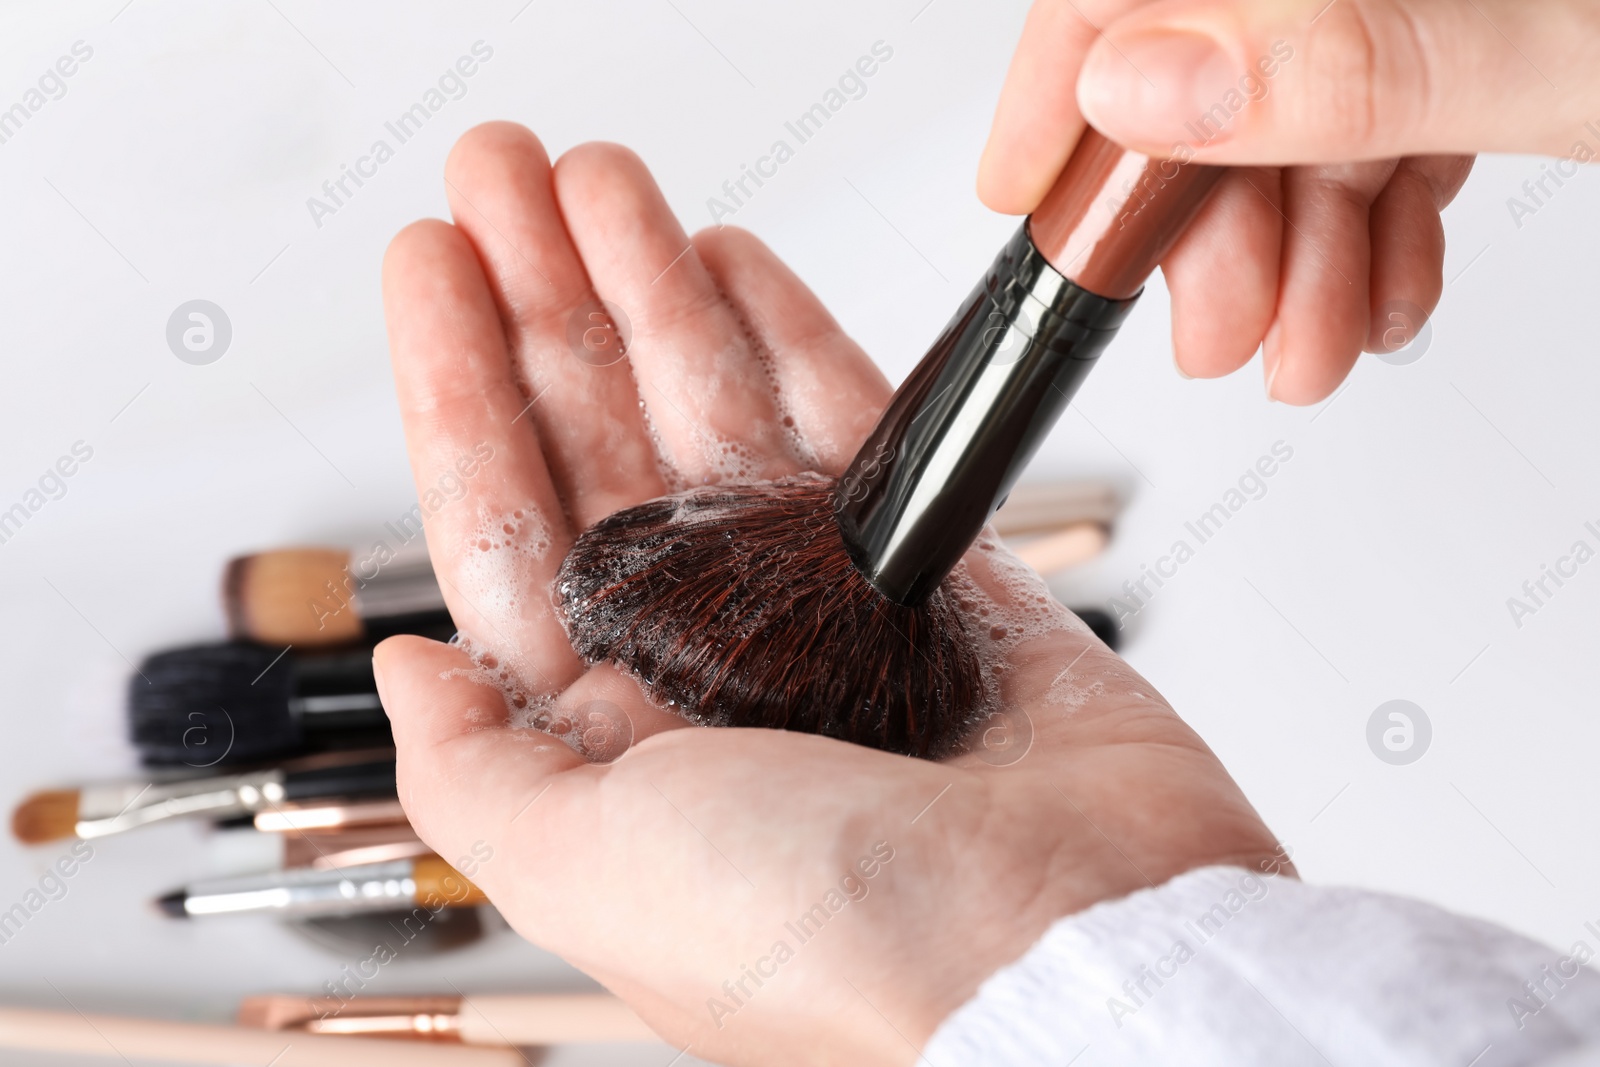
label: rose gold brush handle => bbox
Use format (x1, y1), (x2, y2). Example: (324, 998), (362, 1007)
(1029, 128), (1224, 298)
(0, 1007), (521, 1066)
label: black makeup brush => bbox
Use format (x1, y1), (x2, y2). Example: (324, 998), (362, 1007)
(129, 642), (407, 767)
(557, 131), (1217, 758)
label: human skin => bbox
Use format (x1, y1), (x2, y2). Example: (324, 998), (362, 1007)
(376, 122), (1287, 1066)
(981, 0), (1599, 404)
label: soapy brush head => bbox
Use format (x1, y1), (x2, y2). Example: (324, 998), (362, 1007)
(554, 475), (986, 759)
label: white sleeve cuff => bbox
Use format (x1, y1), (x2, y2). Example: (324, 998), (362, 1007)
(923, 865), (1600, 1067)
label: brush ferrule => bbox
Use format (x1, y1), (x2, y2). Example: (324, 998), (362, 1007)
(75, 771), (286, 838)
(835, 224), (1138, 605)
(351, 554), (446, 618)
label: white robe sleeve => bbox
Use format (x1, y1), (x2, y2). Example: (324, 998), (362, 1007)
(922, 866), (1600, 1067)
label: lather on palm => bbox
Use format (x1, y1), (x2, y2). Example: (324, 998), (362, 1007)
(376, 121), (1284, 1066)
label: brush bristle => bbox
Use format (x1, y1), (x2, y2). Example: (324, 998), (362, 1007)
(11, 790), (80, 844)
(555, 475), (986, 759)
(154, 890), (190, 918)
(225, 548), (364, 647)
(129, 642), (300, 766)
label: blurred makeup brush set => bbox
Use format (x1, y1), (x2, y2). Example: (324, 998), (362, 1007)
(3, 481), (1116, 1060)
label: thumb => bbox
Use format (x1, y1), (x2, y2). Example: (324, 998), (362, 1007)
(1076, 0), (1600, 163)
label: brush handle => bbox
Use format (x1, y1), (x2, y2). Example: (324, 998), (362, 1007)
(0, 1007), (521, 1066)
(835, 227), (1134, 605)
(989, 481), (1118, 536)
(242, 992), (655, 1044)
(835, 131), (1222, 605)
(1028, 128), (1224, 299)
(1008, 521), (1109, 576)
(282, 759), (396, 801)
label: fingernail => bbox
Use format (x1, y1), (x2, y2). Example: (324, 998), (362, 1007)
(1262, 323), (1283, 402)
(1079, 29), (1238, 147)
(1173, 351), (1193, 380)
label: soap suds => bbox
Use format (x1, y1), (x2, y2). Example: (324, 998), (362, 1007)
(638, 397), (691, 493)
(457, 505), (553, 624)
(442, 626), (633, 763)
(950, 530), (1141, 715)
(747, 331), (822, 472)
(444, 504), (583, 746)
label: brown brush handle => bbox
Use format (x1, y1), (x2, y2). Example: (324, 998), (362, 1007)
(1028, 128), (1224, 299)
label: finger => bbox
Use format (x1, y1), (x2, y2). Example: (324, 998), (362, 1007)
(1162, 166), (1281, 378)
(382, 220), (582, 695)
(1077, 0), (1597, 162)
(692, 226), (892, 474)
(553, 143), (800, 484)
(1365, 155), (1472, 353)
(1264, 160), (1395, 404)
(547, 664), (696, 755)
(373, 635), (584, 876)
(444, 123), (665, 528)
(373, 637), (688, 854)
(979, 0), (1113, 213)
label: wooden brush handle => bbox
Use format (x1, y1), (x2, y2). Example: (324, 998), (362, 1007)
(990, 481), (1118, 536)
(1008, 521), (1109, 576)
(0, 1007), (521, 1066)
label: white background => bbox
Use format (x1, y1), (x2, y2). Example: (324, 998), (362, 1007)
(0, 1), (1596, 1065)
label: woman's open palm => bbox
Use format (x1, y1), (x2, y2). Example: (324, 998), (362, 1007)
(377, 121), (1285, 1066)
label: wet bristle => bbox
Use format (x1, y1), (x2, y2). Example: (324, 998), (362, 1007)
(555, 475), (986, 759)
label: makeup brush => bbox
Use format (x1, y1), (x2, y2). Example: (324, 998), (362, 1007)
(249, 798), (425, 866)
(129, 641), (401, 767)
(10, 754), (396, 844)
(281, 832), (432, 871)
(0, 1006), (522, 1066)
(225, 541), (450, 648)
(239, 992), (656, 1044)
(205, 820), (429, 872)
(556, 130), (1219, 758)
(155, 853), (483, 919)
(253, 797), (409, 833)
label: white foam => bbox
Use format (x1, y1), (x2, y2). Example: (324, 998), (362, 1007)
(442, 631), (559, 731)
(948, 530), (1108, 715)
(455, 505), (551, 622)
(749, 338), (822, 471)
(442, 505), (569, 733)
(961, 532), (1166, 715)
(637, 397), (691, 493)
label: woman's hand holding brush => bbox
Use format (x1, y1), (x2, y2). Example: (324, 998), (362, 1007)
(376, 123), (1283, 1067)
(983, 0), (1598, 403)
